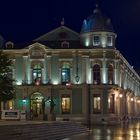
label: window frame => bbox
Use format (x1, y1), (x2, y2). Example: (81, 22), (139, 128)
(32, 64), (42, 85)
(93, 36), (100, 46)
(61, 41), (69, 48)
(108, 64), (114, 84)
(107, 36), (113, 46)
(93, 94), (101, 114)
(61, 63), (71, 84)
(61, 94), (71, 114)
(93, 64), (100, 84)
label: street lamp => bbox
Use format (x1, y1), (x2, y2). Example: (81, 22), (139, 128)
(75, 75), (80, 84)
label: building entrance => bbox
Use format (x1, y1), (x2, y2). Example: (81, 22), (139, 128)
(30, 92), (44, 120)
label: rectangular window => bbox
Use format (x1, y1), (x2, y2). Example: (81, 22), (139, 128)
(33, 69), (42, 80)
(8, 101), (13, 110)
(93, 94), (101, 113)
(61, 68), (70, 84)
(61, 94), (71, 114)
(107, 36), (112, 46)
(93, 36), (100, 46)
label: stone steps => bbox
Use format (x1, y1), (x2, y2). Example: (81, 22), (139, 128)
(0, 121), (89, 140)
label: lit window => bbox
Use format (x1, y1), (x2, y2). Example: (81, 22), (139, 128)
(93, 94), (101, 113)
(108, 94), (115, 113)
(61, 63), (70, 84)
(30, 93), (44, 117)
(108, 64), (113, 84)
(93, 36), (100, 46)
(8, 100), (13, 110)
(61, 95), (71, 114)
(107, 36), (112, 46)
(93, 64), (100, 84)
(33, 64), (42, 85)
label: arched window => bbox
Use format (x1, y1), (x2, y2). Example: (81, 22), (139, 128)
(61, 41), (69, 48)
(93, 64), (100, 84)
(108, 64), (113, 84)
(33, 64), (42, 85)
(61, 63), (70, 84)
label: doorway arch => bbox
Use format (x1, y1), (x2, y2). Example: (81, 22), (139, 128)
(30, 92), (44, 119)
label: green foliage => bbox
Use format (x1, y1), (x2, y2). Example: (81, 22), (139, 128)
(0, 51), (15, 101)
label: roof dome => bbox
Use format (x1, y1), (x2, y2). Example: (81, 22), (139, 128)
(81, 5), (114, 33)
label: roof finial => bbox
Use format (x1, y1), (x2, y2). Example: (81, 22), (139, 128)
(96, 3), (99, 8)
(61, 17), (65, 26)
(93, 3), (100, 14)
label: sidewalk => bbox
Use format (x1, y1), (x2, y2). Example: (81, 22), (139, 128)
(62, 133), (92, 140)
(0, 120), (57, 126)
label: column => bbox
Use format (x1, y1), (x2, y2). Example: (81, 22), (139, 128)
(59, 68), (61, 84)
(101, 60), (107, 84)
(114, 60), (119, 85)
(23, 56), (28, 83)
(41, 68), (45, 84)
(82, 56), (87, 84)
(70, 68), (73, 84)
(86, 57), (91, 84)
(90, 68), (93, 84)
(29, 68), (32, 84)
(47, 56), (51, 83)
(27, 60), (31, 84)
(102, 90), (108, 114)
(43, 56), (47, 84)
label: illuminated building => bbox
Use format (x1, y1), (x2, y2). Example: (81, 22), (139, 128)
(1, 5), (140, 123)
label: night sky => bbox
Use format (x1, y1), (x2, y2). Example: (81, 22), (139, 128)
(0, 0), (140, 68)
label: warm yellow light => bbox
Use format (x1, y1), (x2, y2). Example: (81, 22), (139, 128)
(52, 80), (59, 85)
(131, 98), (134, 101)
(119, 94), (123, 98)
(114, 90), (119, 95)
(137, 100), (140, 103)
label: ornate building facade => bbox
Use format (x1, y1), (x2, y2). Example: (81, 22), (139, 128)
(2, 6), (140, 124)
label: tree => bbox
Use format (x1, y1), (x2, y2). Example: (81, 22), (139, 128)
(0, 51), (15, 107)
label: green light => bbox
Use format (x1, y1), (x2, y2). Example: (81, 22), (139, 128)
(22, 99), (27, 104)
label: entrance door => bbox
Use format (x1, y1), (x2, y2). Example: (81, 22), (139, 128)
(30, 92), (44, 119)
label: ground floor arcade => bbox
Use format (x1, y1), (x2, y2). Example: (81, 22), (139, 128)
(3, 84), (140, 123)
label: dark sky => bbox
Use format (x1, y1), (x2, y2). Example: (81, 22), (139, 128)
(0, 0), (140, 67)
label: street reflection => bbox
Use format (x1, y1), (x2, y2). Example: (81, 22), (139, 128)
(67, 122), (140, 140)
